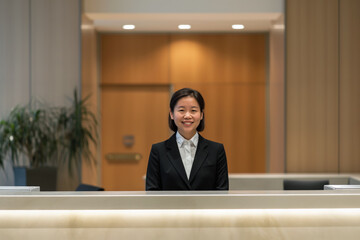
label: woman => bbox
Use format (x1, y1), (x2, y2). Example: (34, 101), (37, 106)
(146, 88), (229, 190)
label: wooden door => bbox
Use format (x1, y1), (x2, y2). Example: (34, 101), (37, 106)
(101, 85), (170, 191)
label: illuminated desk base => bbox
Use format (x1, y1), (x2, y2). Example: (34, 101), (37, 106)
(1, 191), (360, 240)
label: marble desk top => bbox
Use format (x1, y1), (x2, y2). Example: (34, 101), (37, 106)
(1, 190), (360, 210)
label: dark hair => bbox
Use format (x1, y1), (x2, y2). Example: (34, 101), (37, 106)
(168, 88), (205, 132)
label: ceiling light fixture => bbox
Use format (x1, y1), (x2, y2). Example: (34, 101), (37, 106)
(273, 24), (285, 30)
(81, 25), (94, 30)
(232, 24), (245, 30)
(178, 24), (191, 30)
(123, 25), (135, 30)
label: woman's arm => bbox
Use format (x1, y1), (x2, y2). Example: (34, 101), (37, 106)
(145, 145), (162, 190)
(215, 144), (229, 190)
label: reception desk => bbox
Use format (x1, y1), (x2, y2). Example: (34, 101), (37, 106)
(1, 189), (360, 240)
(229, 173), (360, 190)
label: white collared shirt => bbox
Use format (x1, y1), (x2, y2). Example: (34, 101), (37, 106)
(176, 132), (199, 180)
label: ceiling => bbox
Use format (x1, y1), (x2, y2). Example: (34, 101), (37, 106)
(85, 13), (284, 32)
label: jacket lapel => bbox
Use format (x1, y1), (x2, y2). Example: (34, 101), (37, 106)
(189, 135), (208, 184)
(165, 134), (191, 189)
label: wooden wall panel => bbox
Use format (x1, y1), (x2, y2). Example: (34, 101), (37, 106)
(101, 34), (170, 85)
(170, 33), (266, 173)
(286, 0), (339, 172)
(339, 0), (360, 172)
(170, 34), (266, 84)
(100, 33), (267, 190)
(101, 86), (170, 190)
(173, 83), (266, 173)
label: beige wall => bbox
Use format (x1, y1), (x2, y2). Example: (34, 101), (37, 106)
(268, 17), (285, 173)
(0, 0), (30, 118)
(0, 0), (30, 186)
(81, 16), (101, 187)
(30, 0), (81, 106)
(0, 0), (81, 115)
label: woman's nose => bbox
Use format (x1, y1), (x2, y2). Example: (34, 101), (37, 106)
(184, 112), (191, 118)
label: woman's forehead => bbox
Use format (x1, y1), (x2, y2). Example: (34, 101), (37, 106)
(175, 96), (199, 107)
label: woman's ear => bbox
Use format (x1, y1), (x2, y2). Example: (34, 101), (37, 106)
(169, 108), (174, 120)
(201, 111), (204, 120)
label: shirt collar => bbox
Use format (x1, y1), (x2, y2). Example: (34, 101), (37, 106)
(176, 131), (199, 147)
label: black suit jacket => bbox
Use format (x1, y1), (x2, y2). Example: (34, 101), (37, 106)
(146, 134), (229, 190)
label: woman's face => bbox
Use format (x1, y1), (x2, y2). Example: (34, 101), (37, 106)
(170, 96), (203, 140)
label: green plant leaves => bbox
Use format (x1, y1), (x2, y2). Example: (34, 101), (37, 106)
(0, 89), (98, 174)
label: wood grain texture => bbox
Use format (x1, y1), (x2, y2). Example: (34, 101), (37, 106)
(339, 0), (360, 172)
(101, 85), (170, 191)
(173, 83), (266, 173)
(101, 34), (170, 84)
(170, 34), (267, 173)
(286, 0), (339, 172)
(100, 33), (267, 190)
(170, 34), (266, 84)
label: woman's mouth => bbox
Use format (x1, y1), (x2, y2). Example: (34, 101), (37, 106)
(182, 121), (193, 126)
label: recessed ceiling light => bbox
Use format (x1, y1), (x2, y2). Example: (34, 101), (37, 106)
(273, 24), (285, 30)
(123, 25), (135, 30)
(178, 24), (191, 30)
(232, 24), (245, 30)
(81, 25), (94, 30)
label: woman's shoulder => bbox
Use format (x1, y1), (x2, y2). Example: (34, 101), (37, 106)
(152, 134), (176, 149)
(200, 135), (224, 148)
(152, 140), (166, 148)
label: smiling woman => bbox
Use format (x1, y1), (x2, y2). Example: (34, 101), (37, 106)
(146, 88), (229, 191)
(169, 96), (203, 140)
(169, 89), (204, 140)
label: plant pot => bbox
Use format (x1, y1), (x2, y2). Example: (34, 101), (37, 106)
(13, 166), (57, 191)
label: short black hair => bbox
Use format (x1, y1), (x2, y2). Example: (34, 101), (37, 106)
(168, 88), (205, 132)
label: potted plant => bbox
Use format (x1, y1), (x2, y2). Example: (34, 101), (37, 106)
(56, 89), (98, 175)
(0, 105), (58, 190)
(0, 89), (98, 190)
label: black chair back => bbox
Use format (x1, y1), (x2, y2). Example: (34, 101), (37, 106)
(76, 184), (104, 191)
(283, 179), (329, 190)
